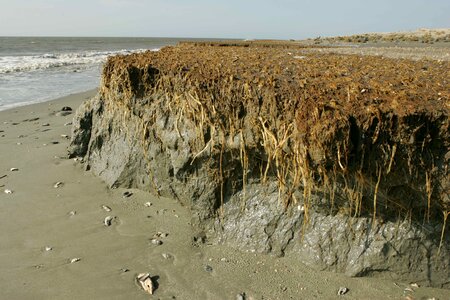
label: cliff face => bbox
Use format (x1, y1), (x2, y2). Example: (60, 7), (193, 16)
(69, 44), (449, 287)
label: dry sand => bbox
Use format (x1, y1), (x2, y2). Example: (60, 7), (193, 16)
(0, 90), (449, 299)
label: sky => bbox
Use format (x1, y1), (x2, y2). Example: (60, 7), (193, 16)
(0, 0), (448, 39)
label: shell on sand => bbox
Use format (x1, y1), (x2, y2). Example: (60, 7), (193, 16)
(337, 287), (349, 295)
(136, 273), (154, 295)
(101, 205), (112, 212)
(4, 189), (13, 194)
(150, 238), (163, 246)
(104, 216), (114, 226)
(53, 182), (64, 188)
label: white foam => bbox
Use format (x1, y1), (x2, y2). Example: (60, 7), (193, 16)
(0, 48), (157, 74)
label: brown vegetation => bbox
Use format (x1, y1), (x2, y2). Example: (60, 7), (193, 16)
(99, 42), (449, 229)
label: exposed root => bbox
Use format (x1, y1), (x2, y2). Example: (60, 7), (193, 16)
(239, 130), (248, 210)
(438, 210), (449, 255)
(372, 165), (383, 225)
(191, 139), (212, 165)
(97, 43), (449, 232)
(386, 144), (397, 174)
(426, 171), (432, 222)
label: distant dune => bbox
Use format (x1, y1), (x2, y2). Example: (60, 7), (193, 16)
(312, 28), (450, 44)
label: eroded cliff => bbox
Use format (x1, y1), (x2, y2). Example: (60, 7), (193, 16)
(69, 43), (449, 287)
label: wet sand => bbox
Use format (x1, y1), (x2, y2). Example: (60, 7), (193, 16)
(0, 90), (449, 299)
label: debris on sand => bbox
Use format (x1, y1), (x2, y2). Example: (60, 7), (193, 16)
(236, 292), (246, 300)
(161, 253), (173, 260)
(136, 273), (155, 295)
(337, 287), (349, 295)
(204, 265), (213, 273)
(104, 215), (114, 226)
(101, 205), (112, 212)
(122, 191), (133, 198)
(150, 238), (163, 246)
(53, 181), (64, 188)
(153, 232), (168, 238)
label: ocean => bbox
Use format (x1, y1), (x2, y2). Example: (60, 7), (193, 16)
(0, 37), (199, 111)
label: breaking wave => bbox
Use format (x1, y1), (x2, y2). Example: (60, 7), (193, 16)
(0, 49), (156, 74)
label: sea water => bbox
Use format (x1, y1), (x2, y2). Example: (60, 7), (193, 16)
(0, 37), (194, 111)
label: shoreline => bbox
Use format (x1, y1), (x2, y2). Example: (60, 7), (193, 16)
(0, 91), (449, 298)
(0, 89), (99, 113)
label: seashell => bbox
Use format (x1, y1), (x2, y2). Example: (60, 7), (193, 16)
(104, 216), (114, 226)
(4, 189), (13, 194)
(136, 273), (154, 295)
(150, 238), (163, 246)
(236, 293), (246, 300)
(101, 205), (112, 212)
(54, 181), (64, 188)
(45, 246), (53, 251)
(162, 253), (173, 260)
(122, 191), (133, 198)
(144, 202), (152, 207)
(68, 210), (76, 217)
(70, 258), (81, 263)
(10, 168), (18, 171)
(42, 123), (50, 127)
(337, 287), (348, 295)
(204, 265), (213, 272)
(410, 283), (419, 288)
(153, 232), (168, 238)
(61, 134), (69, 139)
(120, 268), (129, 273)
(64, 122), (72, 126)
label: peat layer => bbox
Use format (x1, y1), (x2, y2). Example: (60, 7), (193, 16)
(69, 43), (450, 287)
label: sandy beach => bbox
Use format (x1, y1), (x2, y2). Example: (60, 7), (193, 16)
(0, 90), (449, 299)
